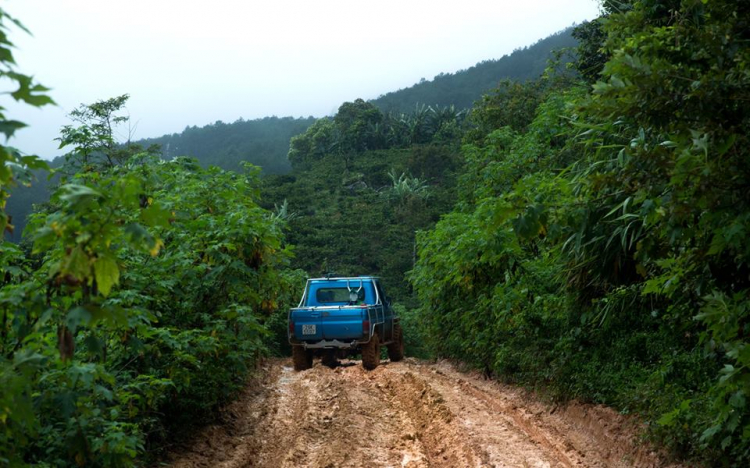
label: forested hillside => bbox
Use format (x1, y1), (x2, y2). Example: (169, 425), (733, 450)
(370, 28), (577, 113)
(134, 116), (316, 174)
(5, 27), (571, 244)
(261, 99), (465, 309)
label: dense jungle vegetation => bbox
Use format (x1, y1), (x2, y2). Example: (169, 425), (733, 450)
(409, 0), (750, 464)
(0, 13), (303, 463)
(2, 0), (750, 466)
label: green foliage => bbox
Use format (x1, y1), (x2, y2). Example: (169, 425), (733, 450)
(411, 0), (750, 464)
(392, 303), (429, 359)
(2, 89), (301, 466)
(8, 157), (301, 465)
(266, 101), (465, 305)
(288, 118), (337, 165)
(0, 8), (53, 239)
(385, 169), (429, 205)
(288, 101), (467, 169)
(137, 116), (316, 175)
(571, 19), (609, 84)
(263, 145), (459, 306)
(6, 116), (317, 245)
(577, 1), (750, 459)
(334, 99), (384, 154)
(2, 153), (301, 466)
(58, 94), (135, 170)
(464, 80), (545, 142)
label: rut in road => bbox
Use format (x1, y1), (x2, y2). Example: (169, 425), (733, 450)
(166, 358), (686, 468)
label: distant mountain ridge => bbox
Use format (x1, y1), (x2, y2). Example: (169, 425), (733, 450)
(370, 27), (577, 114)
(131, 27), (578, 174)
(7, 27), (578, 241)
(135, 116), (317, 175)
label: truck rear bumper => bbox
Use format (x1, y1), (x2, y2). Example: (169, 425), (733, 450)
(296, 339), (360, 349)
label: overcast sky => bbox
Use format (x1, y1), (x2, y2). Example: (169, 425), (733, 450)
(5, 0), (600, 159)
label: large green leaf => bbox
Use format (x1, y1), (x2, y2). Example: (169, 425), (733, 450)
(94, 255), (119, 297)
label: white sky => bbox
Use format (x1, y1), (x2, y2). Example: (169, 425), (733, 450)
(4, 0), (600, 159)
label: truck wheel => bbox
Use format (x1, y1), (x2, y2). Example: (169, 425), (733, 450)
(387, 323), (405, 362)
(361, 332), (380, 370)
(292, 346), (313, 371)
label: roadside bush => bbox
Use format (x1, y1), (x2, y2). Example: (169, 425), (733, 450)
(412, 1), (750, 463)
(1, 156), (299, 466)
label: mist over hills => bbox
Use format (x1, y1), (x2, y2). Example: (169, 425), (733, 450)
(6, 27), (577, 241)
(127, 27), (577, 173)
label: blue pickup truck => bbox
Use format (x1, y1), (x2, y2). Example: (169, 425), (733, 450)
(288, 276), (404, 370)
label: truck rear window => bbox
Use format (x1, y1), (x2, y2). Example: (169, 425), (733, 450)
(315, 288), (365, 304)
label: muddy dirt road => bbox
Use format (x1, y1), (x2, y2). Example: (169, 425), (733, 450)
(167, 358), (683, 468)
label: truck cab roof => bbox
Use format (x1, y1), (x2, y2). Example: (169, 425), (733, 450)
(308, 276), (379, 281)
(299, 277), (383, 307)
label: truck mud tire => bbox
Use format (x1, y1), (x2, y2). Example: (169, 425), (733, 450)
(387, 323), (405, 362)
(361, 332), (380, 370)
(292, 346), (313, 371)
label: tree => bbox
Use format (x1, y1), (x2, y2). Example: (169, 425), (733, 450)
(288, 118), (337, 166)
(334, 99), (383, 154)
(571, 19), (608, 84)
(464, 79), (544, 143)
(57, 94), (137, 170)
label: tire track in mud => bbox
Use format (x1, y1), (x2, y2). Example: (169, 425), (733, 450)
(166, 358), (687, 468)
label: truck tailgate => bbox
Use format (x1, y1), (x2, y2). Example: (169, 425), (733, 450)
(290, 308), (322, 340)
(322, 306), (366, 340)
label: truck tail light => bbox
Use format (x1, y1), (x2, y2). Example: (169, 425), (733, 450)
(363, 319), (370, 335)
(289, 320), (294, 336)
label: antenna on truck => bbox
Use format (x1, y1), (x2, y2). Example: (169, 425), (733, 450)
(346, 278), (364, 303)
